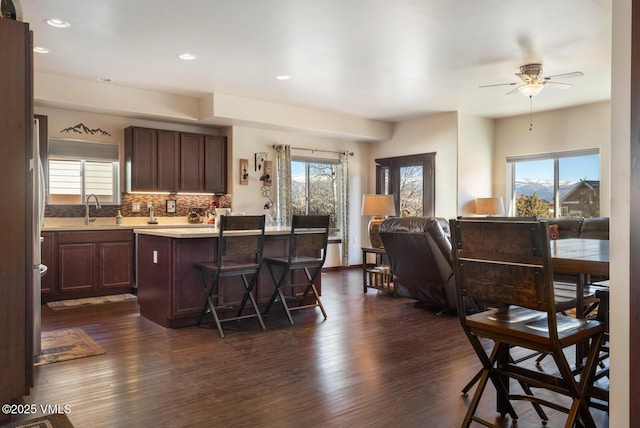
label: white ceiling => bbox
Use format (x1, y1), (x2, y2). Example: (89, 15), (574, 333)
(20, 0), (612, 123)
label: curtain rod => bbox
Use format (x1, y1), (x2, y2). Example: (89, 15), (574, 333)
(273, 144), (354, 156)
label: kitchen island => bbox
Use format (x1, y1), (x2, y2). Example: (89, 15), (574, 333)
(134, 227), (321, 328)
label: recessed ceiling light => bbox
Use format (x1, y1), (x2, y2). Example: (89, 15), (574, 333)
(33, 47), (50, 54)
(97, 77), (114, 83)
(46, 18), (71, 29)
(178, 53), (196, 61)
(276, 74), (292, 80)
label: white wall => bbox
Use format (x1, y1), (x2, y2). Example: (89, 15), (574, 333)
(457, 114), (495, 216)
(610, 0), (631, 424)
(371, 112), (459, 220)
(494, 101), (611, 216)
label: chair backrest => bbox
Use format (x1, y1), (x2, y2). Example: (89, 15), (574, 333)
(449, 219), (557, 318)
(289, 215), (330, 262)
(379, 217), (454, 309)
(217, 215), (266, 263)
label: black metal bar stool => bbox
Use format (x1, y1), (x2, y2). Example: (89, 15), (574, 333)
(263, 215), (330, 324)
(196, 215), (266, 337)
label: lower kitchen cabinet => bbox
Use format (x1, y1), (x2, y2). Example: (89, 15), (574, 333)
(41, 229), (134, 302)
(41, 232), (56, 295)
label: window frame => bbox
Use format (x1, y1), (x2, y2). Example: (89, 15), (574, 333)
(375, 152), (436, 217)
(507, 148), (600, 218)
(290, 155), (343, 238)
(47, 139), (121, 206)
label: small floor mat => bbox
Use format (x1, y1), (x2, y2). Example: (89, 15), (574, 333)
(34, 327), (105, 366)
(0, 413), (74, 428)
(46, 293), (136, 310)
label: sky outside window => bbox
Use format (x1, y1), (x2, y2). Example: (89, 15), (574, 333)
(516, 155), (599, 181)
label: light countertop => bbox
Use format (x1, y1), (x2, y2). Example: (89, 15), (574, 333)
(42, 217), (216, 232)
(133, 226), (291, 238)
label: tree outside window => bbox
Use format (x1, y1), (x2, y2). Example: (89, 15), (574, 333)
(291, 159), (341, 236)
(375, 153), (435, 217)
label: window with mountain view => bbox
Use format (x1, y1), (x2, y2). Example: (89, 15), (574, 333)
(508, 150), (600, 218)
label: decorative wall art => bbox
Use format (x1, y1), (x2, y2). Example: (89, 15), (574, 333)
(61, 123), (112, 136)
(240, 159), (249, 185)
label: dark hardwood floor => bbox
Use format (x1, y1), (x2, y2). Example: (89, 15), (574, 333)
(9, 269), (608, 427)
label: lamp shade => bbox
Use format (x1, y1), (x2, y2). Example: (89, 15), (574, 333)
(475, 197), (505, 216)
(361, 194), (396, 217)
(362, 194), (396, 248)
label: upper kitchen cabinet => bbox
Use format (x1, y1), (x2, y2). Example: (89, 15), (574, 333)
(125, 126), (179, 192)
(126, 126), (226, 194)
(203, 135), (227, 194)
(180, 133), (227, 193)
(179, 132), (204, 192)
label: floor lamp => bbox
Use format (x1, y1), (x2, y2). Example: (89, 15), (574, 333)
(361, 194), (396, 248)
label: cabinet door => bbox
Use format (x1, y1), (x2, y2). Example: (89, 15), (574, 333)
(125, 126), (158, 191)
(203, 136), (227, 194)
(100, 241), (133, 289)
(156, 130), (179, 192)
(180, 132), (204, 192)
(40, 232), (56, 295)
(59, 243), (97, 293)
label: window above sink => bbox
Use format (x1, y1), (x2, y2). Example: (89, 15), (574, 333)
(48, 139), (121, 205)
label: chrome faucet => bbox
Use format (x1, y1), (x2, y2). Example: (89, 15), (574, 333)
(85, 194), (102, 225)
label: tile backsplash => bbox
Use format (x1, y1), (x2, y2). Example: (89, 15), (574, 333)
(45, 194), (231, 218)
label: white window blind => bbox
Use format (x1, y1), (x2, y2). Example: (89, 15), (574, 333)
(47, 139), (120, 205)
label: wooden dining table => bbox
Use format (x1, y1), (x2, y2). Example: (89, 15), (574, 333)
(550, 238), (610, 319)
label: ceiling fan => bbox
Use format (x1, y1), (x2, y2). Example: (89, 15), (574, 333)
(480, 63), (584, 97)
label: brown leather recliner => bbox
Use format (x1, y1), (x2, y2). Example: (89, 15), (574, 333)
(379, 217), (456, 311)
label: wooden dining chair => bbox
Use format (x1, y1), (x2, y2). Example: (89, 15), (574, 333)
(262, 215), (330, 324)
(449, 218), (606, 427)
(195, 215), (266, 337)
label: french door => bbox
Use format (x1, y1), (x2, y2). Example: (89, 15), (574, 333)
(375, 153), (435, 217)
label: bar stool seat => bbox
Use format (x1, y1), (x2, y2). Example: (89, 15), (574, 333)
(196, 215), (266, 337)
(263, 215), (330, 324)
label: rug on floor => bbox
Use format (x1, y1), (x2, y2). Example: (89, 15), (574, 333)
(46, 293), (136, 310)
(0, 414), (74, 428)
(34, 327), (105, 366)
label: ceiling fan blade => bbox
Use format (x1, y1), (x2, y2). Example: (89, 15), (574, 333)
(479, 82), (518, 88)
(546, 71), (584, 79)
(506, 84), (526, 95)
(546, 81), (572, 89)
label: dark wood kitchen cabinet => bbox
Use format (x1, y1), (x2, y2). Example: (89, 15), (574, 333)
(42, 229), (134, 302)
(179, 132), (204, 192)
(203, 135), (227, 193)
(125, 126), (180, 192)
(179, 133), (227, 193)
(126, 126), (227, 194)
(40, 231), (56, 296)
(136, 232), (319, 328)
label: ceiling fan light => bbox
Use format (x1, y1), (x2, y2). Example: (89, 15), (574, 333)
(518, 83), (544, 97)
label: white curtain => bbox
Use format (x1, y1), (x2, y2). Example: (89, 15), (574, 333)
(274, 144), (292, 226)
(340, 151), (350, 266)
